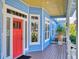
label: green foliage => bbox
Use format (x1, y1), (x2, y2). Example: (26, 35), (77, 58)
(32, 32), (38, 42)
(70, 35), (76, 44)
(69, 24), (76, 36)
(56, 25), (65, 34)
(69, 24), (76, 44)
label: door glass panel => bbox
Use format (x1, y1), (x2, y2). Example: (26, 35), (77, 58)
(25, 21), (27, 48)
(13, 22), (18, 29)
(18, 22), (21, 29)
(6, 17), (10, 57)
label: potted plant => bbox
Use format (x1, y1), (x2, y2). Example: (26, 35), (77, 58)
(56, 25), (65, 41)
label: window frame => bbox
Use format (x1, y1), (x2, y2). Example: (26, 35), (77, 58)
(6, 17), (11, 57)
(3, 4), (29, 59)
(30, 14), (40, 45)
(45, 17), (50, 42)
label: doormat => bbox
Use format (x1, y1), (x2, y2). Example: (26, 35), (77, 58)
(17, 55), (32, 59)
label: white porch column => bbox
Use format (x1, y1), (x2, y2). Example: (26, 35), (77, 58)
(66, 0), (72, 59)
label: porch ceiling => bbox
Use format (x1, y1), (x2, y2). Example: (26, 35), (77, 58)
(22, 0), (66, 16)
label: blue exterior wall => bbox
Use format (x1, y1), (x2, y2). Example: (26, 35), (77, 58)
(0, 0), (65, 59)
(4, 0), (59, 55)
(0, 0), (3, 59)
(5, 0), (29, 55)
(5, 0), (29, 13)
(50, 18), (65, 42)
(28, 7), (42, 52)
(5, 0), (52, 53)
(54, 18), (65, 27)
(50, 19), (58, 43)
(42, 10), (51, 50)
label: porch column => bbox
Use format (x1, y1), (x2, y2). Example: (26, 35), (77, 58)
(66, 0), (72, 59)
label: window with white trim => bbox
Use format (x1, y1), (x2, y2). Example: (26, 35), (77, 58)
(30, 15), (40, 44)
(6, 17), (11, 57)
(45, 18), (50, 40)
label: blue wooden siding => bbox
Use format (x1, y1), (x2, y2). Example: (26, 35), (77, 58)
(50, 18), (58, 42)
(42, 10), (50, 50)
(0, 0), (66, 59)
(5, 0), (58, 53)
(0, 0), (3, 59)
(5, 0), (29, 13)
(28, 7), (42, 52)
(4, 0), (62, 55)
(50, 19), (56, 42)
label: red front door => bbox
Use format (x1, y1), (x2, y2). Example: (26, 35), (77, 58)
(13, 18), (23, 59)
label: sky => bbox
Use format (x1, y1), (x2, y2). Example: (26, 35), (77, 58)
(70, 10), (76, 24)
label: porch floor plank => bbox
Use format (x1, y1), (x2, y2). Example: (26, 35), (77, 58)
(28, 44), (67, 59)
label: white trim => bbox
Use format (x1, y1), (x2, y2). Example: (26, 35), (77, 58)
(23, 20), (25, 54)
(5, 4), (29, 51)
(5, 4), (28, 16)
(30, 14), (40, 45)
(3, 4), (28, 59)
(2, 0), (6, 59)
(23, 20), (28, 54)
(3, 14), (12, 59)
(42, 8), (44, 51)
(66, 0), (72, 59)
(45, 17), (50, 42)
(5, 14), (28, 59)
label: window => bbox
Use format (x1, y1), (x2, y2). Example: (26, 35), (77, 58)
(18, 22), (21, 29)
(25, 21), (27, 48)
(52, 22), (55, 35)
(30, 15), (40, 44)
(7, 9), (27, 18)
(45, 18), (50, 40)
(13, 22), (21, 29)
(6, 17), (10, 57)
(13, 22), (18, 29)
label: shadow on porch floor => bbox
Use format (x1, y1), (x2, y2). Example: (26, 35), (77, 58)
(28, 44), (67, 59)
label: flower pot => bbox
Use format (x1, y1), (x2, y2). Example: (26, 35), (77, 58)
(57, 32), (63, 41)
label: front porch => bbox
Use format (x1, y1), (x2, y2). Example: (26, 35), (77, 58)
(28, 44), (67, 59)
(0, 0), (76, 59)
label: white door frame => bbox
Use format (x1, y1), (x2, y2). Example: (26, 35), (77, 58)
(3, 4), (28, 59)
(3, 14), (12, 59)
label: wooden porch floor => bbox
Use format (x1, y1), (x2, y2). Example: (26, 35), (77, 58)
(28, 44), (67, 59)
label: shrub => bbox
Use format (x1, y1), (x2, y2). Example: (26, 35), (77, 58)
(70, 35), (76, 44)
